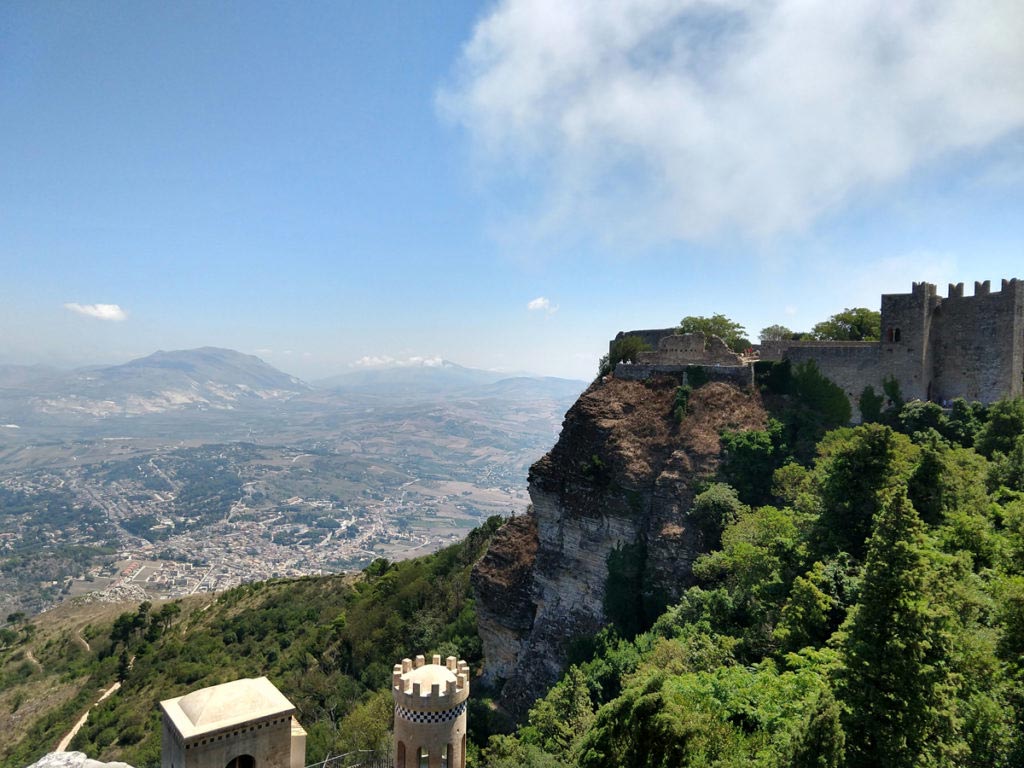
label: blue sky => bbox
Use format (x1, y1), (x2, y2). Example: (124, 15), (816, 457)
(2, 1), (1022, 381)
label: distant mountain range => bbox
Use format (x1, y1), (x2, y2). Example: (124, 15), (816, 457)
(0, 348), (309, 419)
(0, 348), (586, 422)
(315, 359), (584, 400)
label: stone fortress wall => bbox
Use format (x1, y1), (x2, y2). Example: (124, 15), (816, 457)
(612, 278), (1024, 418)
(930, 280), (1024, 404)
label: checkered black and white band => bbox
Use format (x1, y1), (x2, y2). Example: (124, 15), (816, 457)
(395, 701), (467, 724)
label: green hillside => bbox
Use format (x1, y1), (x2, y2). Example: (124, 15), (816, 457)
(0, 518), (500, 768)
(482, 397), (1024, 767)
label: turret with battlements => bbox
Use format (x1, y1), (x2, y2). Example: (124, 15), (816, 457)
(391, 654), (469, 768)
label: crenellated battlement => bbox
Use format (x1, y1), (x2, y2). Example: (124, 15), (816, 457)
(392, 654), (470, 713)
(612, 277), (1024, 419)
(392, 653), (470, 767)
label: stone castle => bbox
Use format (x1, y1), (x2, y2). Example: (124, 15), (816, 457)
(613, 278), (1024, 413)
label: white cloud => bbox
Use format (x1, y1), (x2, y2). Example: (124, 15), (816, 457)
(440, 0), (1024, 241)
(847, 250), (959, 307)
(527, 296), (558, 314)
(352, 355), (446, 368)
(64, 303), (127, 321)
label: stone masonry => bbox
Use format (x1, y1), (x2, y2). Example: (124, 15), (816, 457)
(613, 278), (1024, 418)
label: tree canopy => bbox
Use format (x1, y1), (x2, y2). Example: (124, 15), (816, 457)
(597, 336), (652, 377)
(811, 308), (881, 341)
(482, 401), (1024, 768)
(759, 324), (797, 342)
(678, 314), (750, 352)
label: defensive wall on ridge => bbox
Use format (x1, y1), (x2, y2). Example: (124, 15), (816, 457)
(612, 278), (1024, 419)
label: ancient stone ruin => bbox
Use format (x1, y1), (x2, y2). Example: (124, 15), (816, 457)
(613, 332), (755, 387)
(613, 278), (1024, 416)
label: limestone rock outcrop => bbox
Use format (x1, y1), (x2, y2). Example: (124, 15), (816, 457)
(473, 377), (767, 716)
(26, 752), (134, 768)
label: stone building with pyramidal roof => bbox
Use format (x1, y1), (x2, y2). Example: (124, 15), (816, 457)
(160, 677), (306, 768)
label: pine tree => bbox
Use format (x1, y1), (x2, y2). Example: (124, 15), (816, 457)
(836, 491), (963, 767)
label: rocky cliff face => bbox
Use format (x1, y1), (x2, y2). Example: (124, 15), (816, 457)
(472, 377), (767, 716)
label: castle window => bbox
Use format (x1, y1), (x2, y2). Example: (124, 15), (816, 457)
(887, 327), (901, 343)
(396, 742), (406, 768)
(442, 744), (452, 767)
(418, 748), (429, 768)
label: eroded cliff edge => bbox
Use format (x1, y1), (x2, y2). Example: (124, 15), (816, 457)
(472, 376), (767, 716)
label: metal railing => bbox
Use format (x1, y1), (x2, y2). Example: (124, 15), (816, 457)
(307, 748), (392, 768)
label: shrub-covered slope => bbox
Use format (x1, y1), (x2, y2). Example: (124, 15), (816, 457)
(0, 518), (502, 768)
(479, 395), (1024, 767)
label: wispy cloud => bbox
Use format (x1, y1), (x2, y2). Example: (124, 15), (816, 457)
(440, 0), (1024, 242)
(64, 303), (127, 321)
(527, 296), (558, 314)
(352, 355), (446, 368)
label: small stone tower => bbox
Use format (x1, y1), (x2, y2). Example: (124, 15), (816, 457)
(392, 654), (469, 768)
(160, 677), (306, 768)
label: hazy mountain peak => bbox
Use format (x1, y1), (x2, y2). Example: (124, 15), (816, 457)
(6, 347), (310, 419)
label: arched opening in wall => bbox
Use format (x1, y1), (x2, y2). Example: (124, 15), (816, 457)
(460, 735), (466, 768)
(441, 743), (452, 768)
(396, 742), (406, 768)
(887, 327), (902, 343)
(226, 755), (255, 768)
(417, 748), (429, 768)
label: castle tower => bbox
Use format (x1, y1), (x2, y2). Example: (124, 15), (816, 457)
(392, 654), (469, 768)
(879, 281), (940, 402)
(160, 677), (306, 768)
(931, 278), (1024, 403)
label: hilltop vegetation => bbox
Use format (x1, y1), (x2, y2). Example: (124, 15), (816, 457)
(479, 393), (1024, 767)
(0, 518), (502, 768)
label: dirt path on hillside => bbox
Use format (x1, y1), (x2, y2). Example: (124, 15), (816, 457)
(24, 649), (42, 672)
(73, 629), (91, 653)
(55, 681), (121, 752)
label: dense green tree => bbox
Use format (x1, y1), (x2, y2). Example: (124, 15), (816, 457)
(693, 505), (808, 658)
(945, 398), (986, 447)
(677, 314), (750, 352)
(811, 308), (881, 341)
(896, 400), (947, 439)
(976, 398), (1024, 458)
(988, 434), (1024, 492)
(577, 657), (843, 768)
(686, 483), (747, 551)
(598, 335), (651, 377)
(908, 437), (989, 526)
(773, 561), (842, 652)
(760, 324), (797, 342)
(811, 424), (917, 560)
(720, 419), (786, 506)
(517, 666), (594, 760)
(836, 492), (963, 767)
